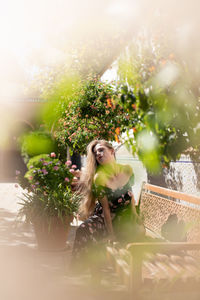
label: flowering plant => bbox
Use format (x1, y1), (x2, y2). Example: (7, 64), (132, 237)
(18, 186), (81, 224)
(22, 153), (75, 194)
(17, 153), (81, 224)
(55, 78), (130, 154)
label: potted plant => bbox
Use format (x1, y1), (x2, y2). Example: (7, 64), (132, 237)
(17, 153), (81, 251)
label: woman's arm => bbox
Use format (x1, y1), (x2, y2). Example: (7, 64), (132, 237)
(100, 197), (115, 240)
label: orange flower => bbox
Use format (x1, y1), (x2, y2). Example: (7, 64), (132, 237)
(115, 134), (120, 143)
(169, 53), (174, 60)
(132, 104), (137, 110)
(133, 127), (137, 133)
(107, 98), (112, 108)
(160, 59), (166, 66)
(149, 66), (155, 72)
(115, 127), (120, 135)
(162, 163), (168, 169)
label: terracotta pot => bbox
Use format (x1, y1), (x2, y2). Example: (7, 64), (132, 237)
(33, 215), (73, 251)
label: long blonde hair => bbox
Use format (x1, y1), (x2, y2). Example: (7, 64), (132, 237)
(78, 140), (114, 220)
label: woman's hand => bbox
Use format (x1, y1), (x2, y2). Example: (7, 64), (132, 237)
(71, 169), (81, 191)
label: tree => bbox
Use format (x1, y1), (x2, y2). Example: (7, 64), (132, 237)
(117, 26), (200, 173)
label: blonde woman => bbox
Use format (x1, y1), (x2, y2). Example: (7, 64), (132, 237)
(70, 140), (144, 270)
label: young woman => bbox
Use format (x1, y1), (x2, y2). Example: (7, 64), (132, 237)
(70, 140), (144, 270)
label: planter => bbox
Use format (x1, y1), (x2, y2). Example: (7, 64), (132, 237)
(33, 215), (73, 251)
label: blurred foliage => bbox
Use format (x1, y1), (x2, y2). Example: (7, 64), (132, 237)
(19, 75), (81, 163)
(20, 131), (57, 163)
(117, 30), (200, 173)
(38, 73), (82, 131)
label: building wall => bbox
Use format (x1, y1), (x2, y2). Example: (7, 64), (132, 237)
(115, 145), (147, 203)
(115, 145), (200, 198)
(164, 155), (200, 197)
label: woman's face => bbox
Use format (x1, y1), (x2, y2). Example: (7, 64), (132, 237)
(93, 143), (115, 165)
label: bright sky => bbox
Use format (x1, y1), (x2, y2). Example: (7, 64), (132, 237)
(0, 0), (139, 148)
(0, 0), (199, 100)
(0, 0), (138, 99)
(0, 0), (80, 97)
